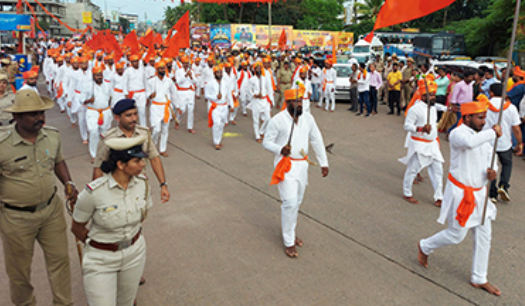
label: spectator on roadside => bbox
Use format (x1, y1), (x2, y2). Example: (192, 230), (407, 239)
(507, 66), (525, 109)
(356, 63), (371, 117)
(310, 61), (322, 103)
(481, 68), (498, 97)
(448, 71), (475, 132)
(348, 59), (359, 112)
(387, 62), (402, 115)
(435, 67), (450, 120)
(369, 63), (382, 115)
(473, 70), (484, 99)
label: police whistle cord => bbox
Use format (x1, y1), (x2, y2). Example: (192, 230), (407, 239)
(481, 0), (521, 226)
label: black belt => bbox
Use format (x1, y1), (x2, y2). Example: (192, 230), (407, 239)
(3, 188), (57, 213)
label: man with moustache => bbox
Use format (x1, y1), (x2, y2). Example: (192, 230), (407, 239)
(93, 99), (170, 203)
(19, 69), (39, 93)
(248, 62), (272, 143)
(263, 87), (329, 258)
(147, 60), (177, 157)
(291, 66), (313, 113)
(418, 101), (503, 297)
(122, 54), (147, 126)
(84, 66), (113, 163)
(71, 57), (92, 144)
(399, 80), (447, 206)
(0, 89), (78, 306)
(205, 65), (233, 150)
(175, 56), (197, 133)
(110, 62), (127, 107)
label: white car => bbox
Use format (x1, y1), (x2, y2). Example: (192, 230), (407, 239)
(333, 63), (354, 101)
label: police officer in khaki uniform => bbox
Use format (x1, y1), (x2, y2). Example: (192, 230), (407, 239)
(401, 57), (415, 108)
(93, 99), (170, 203)
(276, 62), (293, 109)
(72, 136), (153, 306)
(0, 89), (77, 306)
(0, 74), (15, 126)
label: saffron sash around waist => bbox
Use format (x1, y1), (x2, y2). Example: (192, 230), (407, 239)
(207, 101), (227, 128)
(411, 136), (441, 145)
(263, 95), (273, 108)
(448, 173), (484, 227)
(152, 101), (171, 124)
(128, 88), (145, 99)
(114, 88), (124, 93)
(322, 80), (334, 91)
(176, 84), (195, 91)
(87, 106), (111, 126)
(270, 155), (308, 185)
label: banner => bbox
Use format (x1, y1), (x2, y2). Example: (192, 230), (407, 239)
(210, 24), (231, 48)
(255, 25), (293, 46)
(337, 32), (354, 50)
(190, 23), (210, 47)
(0, 14), (31, 31)
(231, 24), (255, 47)
(82, 11), (92, 24)
(292, 30), (336, 49)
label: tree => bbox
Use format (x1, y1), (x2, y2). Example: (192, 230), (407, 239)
(355, 0), (384, 22)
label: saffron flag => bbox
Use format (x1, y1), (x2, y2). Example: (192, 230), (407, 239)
(122, 30), (140, 54)
(278, 29), (287, 50)
(169, 11), (190, 49)
(365, 0), (456, 42)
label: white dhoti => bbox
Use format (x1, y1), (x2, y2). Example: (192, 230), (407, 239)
(320, 83), (335, 111)
(86, 108), (112, 158)
(130, 91), (147, 127)
(112, 91), (127, 108)
(399, 137), (444, 201)
(83, 236), (146, 306)
(150, 101), (171, 153)
(209, 102), (229, 146)
(277, 160), (308, 247)
(176, 91), (196, 130)
(247, 98), (271, 140)
(420, 207), (492, 285)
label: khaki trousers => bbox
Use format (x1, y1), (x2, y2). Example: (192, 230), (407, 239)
(402, 83), (413, 107)
(278, 84), (291, 108)
(0, 196), (72, 306)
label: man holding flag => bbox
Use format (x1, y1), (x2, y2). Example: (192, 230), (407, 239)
(263, 86), (329, 258)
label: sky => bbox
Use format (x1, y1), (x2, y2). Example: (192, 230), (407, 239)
(90, 0), (177, 23)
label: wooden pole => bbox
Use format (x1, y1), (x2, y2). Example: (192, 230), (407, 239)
(268, 3), (272, 50)
(481, 0), (521, 225)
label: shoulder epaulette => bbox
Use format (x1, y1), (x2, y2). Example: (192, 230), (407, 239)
(85, 176), (108, 192)
(101, 127), (118, 138)
(136, 125), (149, 132)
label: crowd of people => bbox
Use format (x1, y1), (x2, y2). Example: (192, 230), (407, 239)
(0, 35), (524, 304)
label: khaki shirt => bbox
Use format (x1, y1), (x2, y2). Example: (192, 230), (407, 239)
(0, 125), (64, 206)
(94, 125), (158, 168)
(277, 68), (293, 86)
(73, 173), (153, 243)
(0, 92), (15, 124)
(271, 61), (279, 72)
(375, 61), (385, 73)
(402, 66), (413, 83)
(7, 64), (18, 83)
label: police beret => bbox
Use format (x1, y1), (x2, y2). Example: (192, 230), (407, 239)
(112, 99), (136, 115)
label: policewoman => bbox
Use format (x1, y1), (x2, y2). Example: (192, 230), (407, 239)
(72, 136), (153, 306)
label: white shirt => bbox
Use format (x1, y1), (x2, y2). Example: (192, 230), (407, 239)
(292, 78), (312, 99)
(483, 97), (521, 151)
(84, 81), (112, 110)
(237, 69), (252, 92)
(122, 66), (146, 94)
(322, 68), (336, 83)
(175, 68), (196, 90)
(146, 75), (177, 103)
(144, 65), (156, 80)
(438, 124), (498, 228)
(263, 111), (329, 185)
(205, 78), (232, 107)
(311, 67), (322, 85)
(356, 70), (370, 92)
(201, 65), (215, 89)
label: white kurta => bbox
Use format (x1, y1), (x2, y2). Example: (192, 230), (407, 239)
(438, 124), (498, 228)
(248, 75), (272, 139)
(146, 75), (177, 153)
(320, 68), (337, 111)
(122, 66), (147, 126)
(84, 81), (113, 158)
(110, 73), (126, 107)
(263, 111), (328, 247)
(205, 79), (232, 145)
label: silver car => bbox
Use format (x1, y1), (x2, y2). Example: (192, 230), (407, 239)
(333, 63), (354, 101)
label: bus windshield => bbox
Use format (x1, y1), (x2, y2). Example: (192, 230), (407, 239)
(353, 46), (369, 53)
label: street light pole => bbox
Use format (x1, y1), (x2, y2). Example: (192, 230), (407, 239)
(268, 2), (271, 49)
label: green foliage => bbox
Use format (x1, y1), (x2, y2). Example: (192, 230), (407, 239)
(355, 0), (383, 22)
(343, 19), (374, 38)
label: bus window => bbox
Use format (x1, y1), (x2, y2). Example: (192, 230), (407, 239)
(432, 37), (445, 53)
(353, 46), (370, 53)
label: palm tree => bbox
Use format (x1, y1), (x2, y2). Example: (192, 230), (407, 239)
(355, 0), (384, 22)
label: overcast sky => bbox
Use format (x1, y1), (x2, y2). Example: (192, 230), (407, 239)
(90, 0), (175, 22)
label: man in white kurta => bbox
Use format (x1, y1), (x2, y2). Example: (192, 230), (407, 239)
(192, 58), (203, 98)
(320, 60), (337, 112)
(248, 63), (272, 143)
(65, 57), (80, 125)
(110, 62), (127, 107)
(205, 66), (232, 149)
(53, 57), (67, 112)
(84, 67), (113, 161)
(147, 60), (177, 157)
(175, 57), (197, 133)
(418, 101), (502, 296)
(122, 55), (147, 126)
(399, 82), (446, 206)
(237, 61), (252, 116)
(262, 59), (276, 108)
(222, 63), (239, 124)
(291, 67), (313, 113)
(72, 58), (92, 144)
(263, 88), (329, 258)
(200, 57), (215, 98)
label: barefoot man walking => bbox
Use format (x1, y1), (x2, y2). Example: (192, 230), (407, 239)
(418, 101), (503, 296)
(263, 87), (329, 258)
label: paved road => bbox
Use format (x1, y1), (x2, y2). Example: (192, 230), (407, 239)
(1, 85), (524, 306)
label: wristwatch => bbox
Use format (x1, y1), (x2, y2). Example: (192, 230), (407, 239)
(160, 182), (168, 188)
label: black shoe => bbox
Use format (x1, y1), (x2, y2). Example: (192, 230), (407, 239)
(387, 111), (394, 115)
(397, 112), (401, 116)
(355, 113), (362, 116)
(347, 107), (354, 111)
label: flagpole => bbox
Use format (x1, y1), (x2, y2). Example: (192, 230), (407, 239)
(268, 3), (272, 51)
(481, 0), (521, 225)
